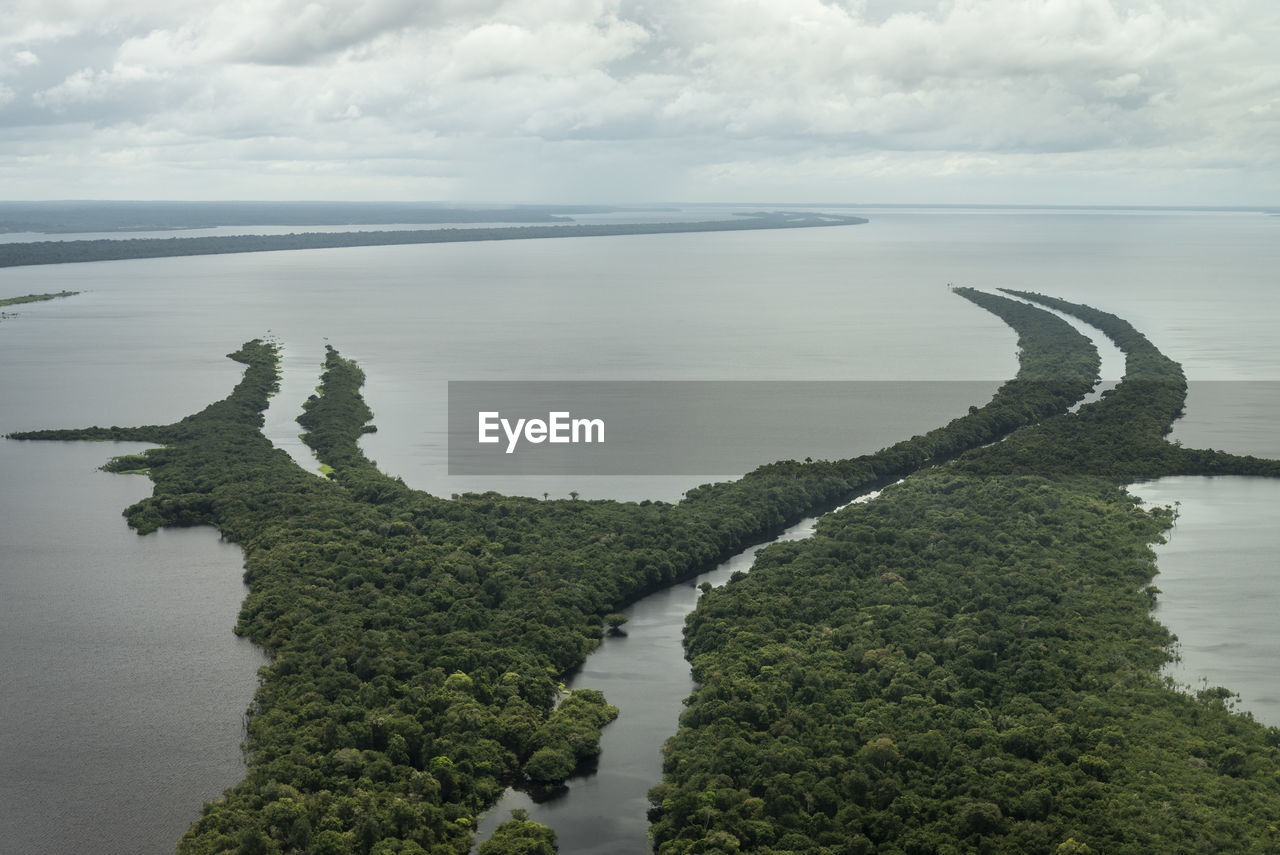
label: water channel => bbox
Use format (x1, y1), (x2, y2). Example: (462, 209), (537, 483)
(473, 494), (878, 852)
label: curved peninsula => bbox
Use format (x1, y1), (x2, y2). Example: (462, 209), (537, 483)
(650, 294), (1280, 854)
(12, 291), (1277, 853)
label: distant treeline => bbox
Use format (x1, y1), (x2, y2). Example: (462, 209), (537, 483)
(0, 201), (612, 234)
(0, 212), (867, 269)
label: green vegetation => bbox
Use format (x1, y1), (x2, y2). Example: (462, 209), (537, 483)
(648, 293), (1280, 853)
(13, 289), (1276, 853)
(6, 289), (1101, 853)
(953, 290), (1280, 480)
(103, 453), (152, 475)
(0, 213), (865, 269)
(478, 809), (558, 855)
(0, 289), (79, 307)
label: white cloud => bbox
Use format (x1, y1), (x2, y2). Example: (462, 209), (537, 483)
(441, 17), (648, 80)
(34, 62), (165, 109)
(0, 0), (1277, 202)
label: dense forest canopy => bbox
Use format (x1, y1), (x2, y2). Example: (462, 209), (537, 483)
(9, 288), (1279, 853)
(650, 292), (1280, 854)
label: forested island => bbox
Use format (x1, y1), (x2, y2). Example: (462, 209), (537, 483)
(9, 289), (1280, 853)
(0, 212), (864, 269)
(0, 289), (79, 307)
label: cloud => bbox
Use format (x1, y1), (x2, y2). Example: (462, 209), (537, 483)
(441, 17), (648, 80)
(642, 0), (1232, 148)
(34, 62), (166, 109)
(0, 0), (1277, 202)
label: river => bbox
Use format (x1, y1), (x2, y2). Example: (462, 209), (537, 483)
(1, 207), (1278, 852)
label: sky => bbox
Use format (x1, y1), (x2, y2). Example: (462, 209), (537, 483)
(0, 0), (1277, 206)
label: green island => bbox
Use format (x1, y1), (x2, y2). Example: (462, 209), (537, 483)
(0, 213), (865, 269)
(8, 289), (1280, 853)
(0, 289), (79, 308)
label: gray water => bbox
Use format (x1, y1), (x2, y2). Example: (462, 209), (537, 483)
(1, 208), (1278, 853)
(1131, 476), (1280, 727)
(0, 440), (265, 855)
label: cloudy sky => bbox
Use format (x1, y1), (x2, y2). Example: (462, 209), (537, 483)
(1, 0), (1277, 205)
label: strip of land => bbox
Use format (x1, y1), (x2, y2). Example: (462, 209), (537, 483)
(0, 290), (79, 307)
(0, 212), (866, 269)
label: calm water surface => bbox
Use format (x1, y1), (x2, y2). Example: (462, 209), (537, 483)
(1131, 476), (1280, 726)
(1, 208), (1278, 853)
(0, 440), (265, 855)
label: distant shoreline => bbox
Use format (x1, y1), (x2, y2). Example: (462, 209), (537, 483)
(0, 212), (867, 269)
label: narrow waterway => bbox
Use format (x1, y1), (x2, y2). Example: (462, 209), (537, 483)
(474, 492), (880, 852)
(261, 339), (327, 474)
(1028, 303), (1126, 411)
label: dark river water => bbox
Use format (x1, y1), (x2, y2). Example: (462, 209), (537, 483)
(1, 207), (1278, 853)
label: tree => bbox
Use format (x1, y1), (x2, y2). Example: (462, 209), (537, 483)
(524, 744), (576, 784)
(478, 810), (558, 855)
